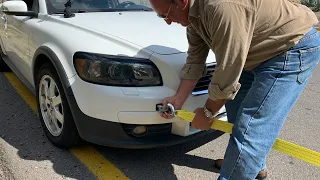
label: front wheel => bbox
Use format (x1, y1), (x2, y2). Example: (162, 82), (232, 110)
(35, 62), (80, 148)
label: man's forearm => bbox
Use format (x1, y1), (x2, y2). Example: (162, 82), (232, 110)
(205, 98), (228, 115)
(175, 78), (199, 101)
(174, 79), (228, 115)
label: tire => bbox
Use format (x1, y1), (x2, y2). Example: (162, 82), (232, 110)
(0, 47), (10, 72)
(35, 62), (80, 148)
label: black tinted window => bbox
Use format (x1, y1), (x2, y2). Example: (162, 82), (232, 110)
(46, 0), (152, 13)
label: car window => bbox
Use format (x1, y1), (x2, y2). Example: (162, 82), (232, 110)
(23, 0), (34, 10)
(31, 0), (39, 12)
(46, 0), (153, 14)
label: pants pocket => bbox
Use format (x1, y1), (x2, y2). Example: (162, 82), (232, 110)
(297, 47), (320, 84)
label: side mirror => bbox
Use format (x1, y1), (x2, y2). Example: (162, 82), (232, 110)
(2, 1), (38, 18)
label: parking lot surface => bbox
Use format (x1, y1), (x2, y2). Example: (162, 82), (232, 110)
(0, 66), (319, 180)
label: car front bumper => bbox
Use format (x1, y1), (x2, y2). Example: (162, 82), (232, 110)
(66, 75), (227, 148)
(66, 92), (225, 149)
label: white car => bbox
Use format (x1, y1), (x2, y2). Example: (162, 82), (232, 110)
(0, 0), (227, 149)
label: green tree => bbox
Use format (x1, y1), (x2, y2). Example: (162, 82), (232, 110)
(301, 0), (320, 11)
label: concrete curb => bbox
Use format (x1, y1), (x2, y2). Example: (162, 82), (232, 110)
(0, 144), (15, 180)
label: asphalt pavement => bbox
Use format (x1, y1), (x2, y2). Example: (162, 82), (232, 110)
(0, 65), (319, 180)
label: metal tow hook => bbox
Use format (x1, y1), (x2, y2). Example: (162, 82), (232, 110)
(156, 103), (177, 117)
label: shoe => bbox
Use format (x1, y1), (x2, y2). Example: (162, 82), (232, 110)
(213, 159), (268, 180)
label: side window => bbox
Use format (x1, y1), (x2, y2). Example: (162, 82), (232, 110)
(23, 0), (39, 12)
(31, 0), (39, 12)
(23, 0), (33, 11)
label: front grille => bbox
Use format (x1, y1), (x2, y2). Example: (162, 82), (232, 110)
(192, 63), (216, 96)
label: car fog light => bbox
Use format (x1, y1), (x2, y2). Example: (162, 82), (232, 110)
(132, 126), (147, 136)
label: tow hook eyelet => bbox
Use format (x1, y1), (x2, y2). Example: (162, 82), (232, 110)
(156, 103), (176, 117)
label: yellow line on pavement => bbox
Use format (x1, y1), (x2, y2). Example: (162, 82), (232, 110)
(3, 72), (129, 180)
(71, 146), (129, 180)
(4, 72), (38, 115)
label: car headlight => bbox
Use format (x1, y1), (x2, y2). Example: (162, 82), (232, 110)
(73, 52), (162, 86)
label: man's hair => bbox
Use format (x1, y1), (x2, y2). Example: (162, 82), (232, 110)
(166, 0), (176, 5)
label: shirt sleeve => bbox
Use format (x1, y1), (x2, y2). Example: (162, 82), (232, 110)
(180, 24), (210, 80)
(206, 3), (256, 101)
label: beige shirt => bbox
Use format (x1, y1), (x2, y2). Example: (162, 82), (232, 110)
(181, 0), (319, 101)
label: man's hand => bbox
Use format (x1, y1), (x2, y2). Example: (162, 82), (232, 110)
(159, 79), (199, 119)
(160, 96), (185, 119)
(191, 98), (228, 130)
(191, 108), (213, 130)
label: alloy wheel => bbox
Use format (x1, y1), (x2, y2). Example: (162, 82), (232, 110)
(39, 75), (64, 137)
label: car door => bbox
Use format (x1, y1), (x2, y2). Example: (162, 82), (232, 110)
(0, 3), (9, 53)
(3, 0), (38, 84)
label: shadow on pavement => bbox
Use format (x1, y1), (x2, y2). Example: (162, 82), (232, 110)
(94, 131), (224, 180)
(0, 74), (96, 180)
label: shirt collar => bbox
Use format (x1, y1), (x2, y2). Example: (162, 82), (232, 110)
(188, 0), (200, 18)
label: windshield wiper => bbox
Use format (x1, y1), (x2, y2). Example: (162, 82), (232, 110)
(52, 10), (87, 14)
(77, 10), (87, 13)
(64, 0), (75, 18)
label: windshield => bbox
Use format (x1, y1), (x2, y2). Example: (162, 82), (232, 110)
(46, 0), (153, 14)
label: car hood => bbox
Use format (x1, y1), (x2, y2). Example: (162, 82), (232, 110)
(54, 11), (190, 55)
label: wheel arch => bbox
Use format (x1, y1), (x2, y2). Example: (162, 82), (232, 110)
(32, 46), (74, 96)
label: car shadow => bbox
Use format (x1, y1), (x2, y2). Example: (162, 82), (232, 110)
(93, 131), (224, 180)
(0, 73), (96, 180)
